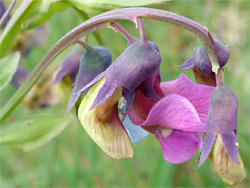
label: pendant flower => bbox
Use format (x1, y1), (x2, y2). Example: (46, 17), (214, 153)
(179, 39), (230, 86)
(129, 74), (214, 163)
(77, 38), (161, 158)
(198, 82), (241, 165)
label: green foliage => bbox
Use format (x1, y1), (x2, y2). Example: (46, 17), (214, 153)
(0, 52), (20, 91)
(0, 0), (41, 58)
(0, 114), (74, 151)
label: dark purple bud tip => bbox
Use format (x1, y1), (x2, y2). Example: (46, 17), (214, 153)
(179, 39), (230, 77)
(67, 46), (112, 113)
(11, 66), (30, 87)
(205, 84), (238, 164)
(53, 47), (83, 84)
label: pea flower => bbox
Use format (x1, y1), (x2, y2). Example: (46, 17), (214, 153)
(67, 45), (112, 112)
(179, 39), (229, 86)
(128, 74), (214, 163)
(77, 38), (161, 159)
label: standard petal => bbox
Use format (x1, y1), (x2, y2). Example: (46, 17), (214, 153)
(78, 78), (133, 159)
(198, 133), (216, 167)
(160, 74), (214, 123)
(140, 94), (205, 132)
(156, 129), (201, 164)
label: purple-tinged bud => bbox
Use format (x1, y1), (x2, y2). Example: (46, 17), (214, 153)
(67, 46), (112, 112)
(179, 39), (230, 76)
(199, 84), (239, 167)
(53, 47), (83, 84)
(77, 39), (161, 115)
(11, 66), (29, 87)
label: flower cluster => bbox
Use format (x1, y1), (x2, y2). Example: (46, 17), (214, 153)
(53, 20), (245, 185)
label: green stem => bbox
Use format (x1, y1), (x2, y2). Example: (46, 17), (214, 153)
(0, 7), (220, 122)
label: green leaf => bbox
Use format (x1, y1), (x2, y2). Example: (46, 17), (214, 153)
(0, 52), (20, 91)
(25, 1), (69, 30)
(0, 114), (74, 151)
(0, 0), (41, 58)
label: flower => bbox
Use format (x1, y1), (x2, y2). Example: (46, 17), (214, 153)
(179, 39), (230, 86)
(66, 46), (112, 112)
(128, 74), (214, 163)
(53, 46), (83, 85)
(198, 84), (238, 166)
(77, 38), (161, 158)
(77, 39), (161, 115)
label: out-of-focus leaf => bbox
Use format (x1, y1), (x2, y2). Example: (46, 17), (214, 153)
(25, 1), (69, 30)
(0, 0), (41, 58)
(0, 114), (74, 151)
(0, 52), (20, 91)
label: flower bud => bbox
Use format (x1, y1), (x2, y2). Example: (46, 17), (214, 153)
(179, 39), (230, 77)
(67, 46), (112, 112)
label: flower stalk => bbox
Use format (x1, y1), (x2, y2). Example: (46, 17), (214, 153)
(0, 7), (222, 122)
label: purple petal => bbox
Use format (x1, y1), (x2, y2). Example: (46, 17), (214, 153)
(178, 57), (194, 70)
(198, 133), (216, 167)
(205, 84), (238, 134)
(53, 49), (82, 84)
(221, 132), (238, 165)
(140, 94), (205, 132)
(11, 66), (29, 87)
(160, 74), (214, 123)
(90, 79), (117, 110)
(156, 129), (201, 164)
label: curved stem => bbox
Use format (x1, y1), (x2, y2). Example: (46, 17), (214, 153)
(216, 68), (224, 86)
(0, 7), (220, 122)
(75, 40), (93, 51)
(136, 17), (147, 42)
(110, 22), (136, 43)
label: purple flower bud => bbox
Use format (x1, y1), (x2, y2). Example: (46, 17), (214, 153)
(77, 39), (161, 115)
(67, 46), (112, 112)
(11, 66), (29, 87)
(53, 48), (83, 84)
(199, 84), (238, 166)
(179, 39), (230, 76)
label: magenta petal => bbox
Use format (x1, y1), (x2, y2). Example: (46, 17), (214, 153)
(221, 132), (238, 165)
(198, 133), (216, 167)
(156, 129), (201, 164)
(160, 74), (214, 123)
(140, 94), (205, 132)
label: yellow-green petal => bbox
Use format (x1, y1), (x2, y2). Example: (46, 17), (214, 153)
(209, 135), (246, 185)
(78, 77), (133, 159)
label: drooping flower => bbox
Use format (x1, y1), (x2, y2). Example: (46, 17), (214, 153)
(77, 38), (161, 158)
(128, 74), (214, 163)
(179, 39), (230, 86)
(67, 45), (112, 112)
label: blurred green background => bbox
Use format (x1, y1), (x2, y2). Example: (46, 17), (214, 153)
(0, 0), (249, 187)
